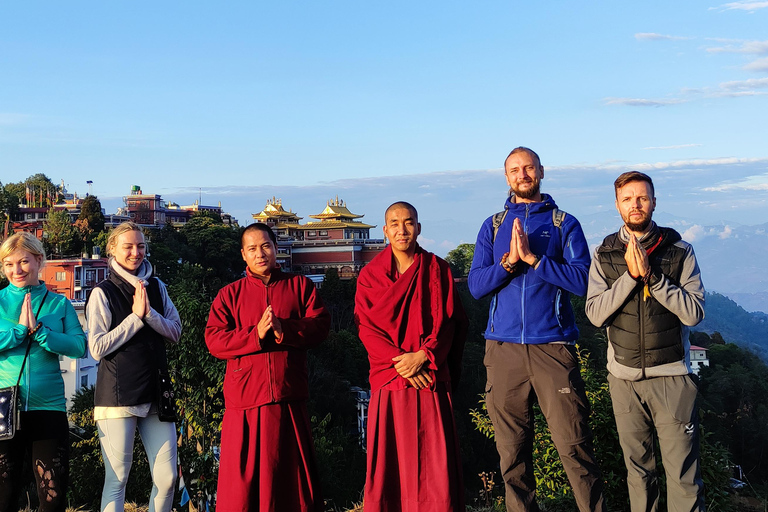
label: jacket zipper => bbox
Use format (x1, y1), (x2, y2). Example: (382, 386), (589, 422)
(490, 294), (497, 332)
(639, 287), (646, 379)
(521, 204), (530, 343)
(555, 289), (563, 329)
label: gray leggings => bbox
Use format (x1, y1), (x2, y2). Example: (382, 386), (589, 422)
(96, 414), (178, 512)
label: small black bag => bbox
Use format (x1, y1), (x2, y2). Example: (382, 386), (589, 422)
(156, 369), (177, 423)
(0, 385), (20, 440)
(0, 291), (48, 440)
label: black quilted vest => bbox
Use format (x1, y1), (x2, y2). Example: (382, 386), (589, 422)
(92, 272), (167, 407)
(596, 227), (687, 375)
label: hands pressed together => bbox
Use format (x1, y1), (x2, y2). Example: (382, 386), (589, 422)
(257, 305), (283, 341)
(18, 293), (38, 333)
(506, 218), (537, 268)
(392, 350), (432, 389)
(132, 281), (150, 319)
(624, 234), (651, 280)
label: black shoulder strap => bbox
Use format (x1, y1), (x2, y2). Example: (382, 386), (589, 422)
(16, 290), (49, 386)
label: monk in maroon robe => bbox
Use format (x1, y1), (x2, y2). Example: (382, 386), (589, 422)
(355, 202), (467, 512)
(206, 223), (330, 512)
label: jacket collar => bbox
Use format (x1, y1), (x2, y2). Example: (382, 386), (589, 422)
(503, 193), (558, 214)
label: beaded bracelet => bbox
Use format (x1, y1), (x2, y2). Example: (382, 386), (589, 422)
(500, 252), (517, 274)
(28, 322), (43, 336)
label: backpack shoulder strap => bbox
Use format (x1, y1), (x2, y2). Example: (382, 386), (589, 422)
(491, 210), (508, 243)
(552, 208), (567, 230)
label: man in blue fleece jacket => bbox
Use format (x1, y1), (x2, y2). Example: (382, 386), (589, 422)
(468, 147), (605, 512)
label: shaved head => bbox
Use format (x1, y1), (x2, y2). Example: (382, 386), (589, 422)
(385, 201), (418, 223)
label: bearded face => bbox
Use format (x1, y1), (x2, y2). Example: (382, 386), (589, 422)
(615, 180), (656, 234)
(505, 151), (543, 201)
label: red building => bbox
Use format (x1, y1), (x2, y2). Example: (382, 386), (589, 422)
(41, 256), (109, 302)
(123, 186), (167, 227)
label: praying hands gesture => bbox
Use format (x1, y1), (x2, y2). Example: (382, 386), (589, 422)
(625, 234), (650, 280)
(257, 305), (283, 341)
(132, 281), (150, 320)
(507, 218), (537, 267)
(18, 293), (37, 332)
(393, 350), (433, 389)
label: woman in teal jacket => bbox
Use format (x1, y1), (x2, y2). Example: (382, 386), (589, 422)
(0, 232), (87, 512)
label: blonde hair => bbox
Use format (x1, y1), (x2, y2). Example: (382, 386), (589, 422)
(107, 221), (145, 256)
(0, 232), (47, 265)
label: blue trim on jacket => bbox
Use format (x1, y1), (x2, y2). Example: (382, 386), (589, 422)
(468, 194), (590, 344)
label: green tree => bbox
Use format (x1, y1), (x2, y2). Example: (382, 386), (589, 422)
(318, 269), (357, 332)
(445, 243), (475, 278)
(75, 195), (106, 251)
(165, 284), (225, 505)
(43, 207), (79, 257)
(0, 181), (20, 231)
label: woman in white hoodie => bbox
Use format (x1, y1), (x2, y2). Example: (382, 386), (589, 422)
(86, 222), (181, 512)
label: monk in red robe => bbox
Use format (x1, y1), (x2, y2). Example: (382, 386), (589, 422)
(355, 201), (467, 512)
(205, 223), (330, 512)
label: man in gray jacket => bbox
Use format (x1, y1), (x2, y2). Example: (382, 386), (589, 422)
(586, 171), (706, 512)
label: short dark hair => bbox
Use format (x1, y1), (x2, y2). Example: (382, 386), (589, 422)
(241, 223), (277, 247)
(385, 201), (419, 222)
(614, 171), (655, 198)
(505, 147), (542, 170)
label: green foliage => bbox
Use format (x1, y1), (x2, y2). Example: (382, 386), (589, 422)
(445, 243), (475, 278)
(0, 181), (20, 221)
(698, 343), (768, 483)
(318, 269), (357, 332)
(75, 195), (106, 251)
(306, 329), (368, 508)
(165, 285), (225, 502)
(44, 207), (79, 257)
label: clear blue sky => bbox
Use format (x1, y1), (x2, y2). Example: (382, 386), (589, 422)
(2, 1), (767, 242)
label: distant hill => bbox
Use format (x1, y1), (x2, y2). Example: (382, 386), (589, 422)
(696, 292), (768, 361)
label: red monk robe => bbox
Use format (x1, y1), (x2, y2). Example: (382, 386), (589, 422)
(206, 267), (330, 512)
(355, 244), (467, 512)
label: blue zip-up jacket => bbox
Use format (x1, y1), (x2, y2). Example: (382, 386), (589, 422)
(468, 194), (590, 344)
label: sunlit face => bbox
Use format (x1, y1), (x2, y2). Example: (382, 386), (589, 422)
(616, 180), (656, 234)
(112, 230), (146, 274)
(241, 229), (277, 279)
(383, 207), (421, 255)
(2, 249), (42, 288)
(505, 151), (543, 201)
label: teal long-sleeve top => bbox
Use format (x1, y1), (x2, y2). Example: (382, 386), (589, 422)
(0, 282), (87, 412)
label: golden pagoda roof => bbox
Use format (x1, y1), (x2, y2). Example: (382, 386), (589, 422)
(252, 197), (302, 222)
(298, 219), (376, 230)
(309, 196), (364, 220)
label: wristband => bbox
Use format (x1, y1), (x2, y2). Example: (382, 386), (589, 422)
(530, 255), (541, 269)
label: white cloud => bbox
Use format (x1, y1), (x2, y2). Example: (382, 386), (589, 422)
(719, 225), (734, 239)
(712, 1), (768, 10)
(635, 32), (692, 41)
(603, 97), (685, 107)
(682, 225), (707, 242)
(643, 144), (703, 150)
(703, 172), (768, 191)
(706, 39), (768, 54)
(719, 77), (768, 90)
(745, 56), (768, 72)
